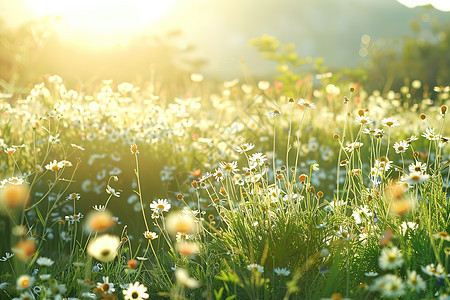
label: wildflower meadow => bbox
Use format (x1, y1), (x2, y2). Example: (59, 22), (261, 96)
(1, 1), (450, 300)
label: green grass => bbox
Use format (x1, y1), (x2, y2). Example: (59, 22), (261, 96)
(0, 75), (449, 299)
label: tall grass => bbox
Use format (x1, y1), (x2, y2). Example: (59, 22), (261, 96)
(0, 76), (449, 299)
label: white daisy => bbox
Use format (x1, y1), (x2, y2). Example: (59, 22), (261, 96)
(96, 276), (115, 294)
(344, 142), (363, 152)
(247, 263), (264, 273)
(352, 205), (372, 224)
(405, 135), (418, 143)
(87, 234), (120, 262)
(406, 270), (426, 292)
(0, 252), (14, 261)
(298, 99), (317, 108)
(372, 274), (405, 298)
(65, 213), (83, 224)
(218, 161), (239, 175)
(106, 185), (121, 197)
(249, 153), (267, 166)
(213, 168), (225, 181)
(374, 158), (393, 172)
(408, 161), (427, 174)
(150, 199), (171, 213)
(71, 144), (85, 150)
(66, 193), (81, 201)
(143, 231), (158, 240)
(16, 275), (34, 290)
(274, 267), (291, 276)
(58, 160), (72, 168)
(13, 291), (34, 300)
(235, 143), (255, 154)
(123, 282), (149, 300)
(381, 117), (400, 127)
(421, 263), (446, 278)
(36, 257), (54, 267)
(422, 127), (440, 141)
(5, 147), (15, 155)
(379, 246), (403, 270)
(92, 205), (106, 211)
(45, 160), (60, 171)
(355, 115), (372, 125)
(268, 109), (281, 118)
(393, 140), (409, 154)
(401, 172), (429, 185)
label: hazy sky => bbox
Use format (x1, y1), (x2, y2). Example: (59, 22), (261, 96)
(1, 0), (449, 78)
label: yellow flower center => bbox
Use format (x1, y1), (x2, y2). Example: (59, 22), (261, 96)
(101, 249), (111, 257)
(387, 255), (396, 263)
(21, 278), (29, 288)
(411, 175), (420, 181)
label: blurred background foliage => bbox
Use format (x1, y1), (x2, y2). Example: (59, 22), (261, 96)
(248, 14), (450, 96)
(0, 9), (449, 98)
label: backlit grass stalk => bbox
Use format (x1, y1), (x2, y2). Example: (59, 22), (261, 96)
(133, 150), (150, 232)
(293, 109), (307, 180)
(336, 95), (351, 202)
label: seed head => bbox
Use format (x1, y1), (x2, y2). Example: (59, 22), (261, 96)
(128, 259), (138, 269)
(298, 174), (307, 182)
(130, 144), (139, 154)
(191, 180), (198, 189)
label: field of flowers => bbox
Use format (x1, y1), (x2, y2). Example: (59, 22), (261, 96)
(0, 73), (449, 300)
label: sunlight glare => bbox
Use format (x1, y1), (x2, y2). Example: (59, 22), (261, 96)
(25, 0), (176, 46)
